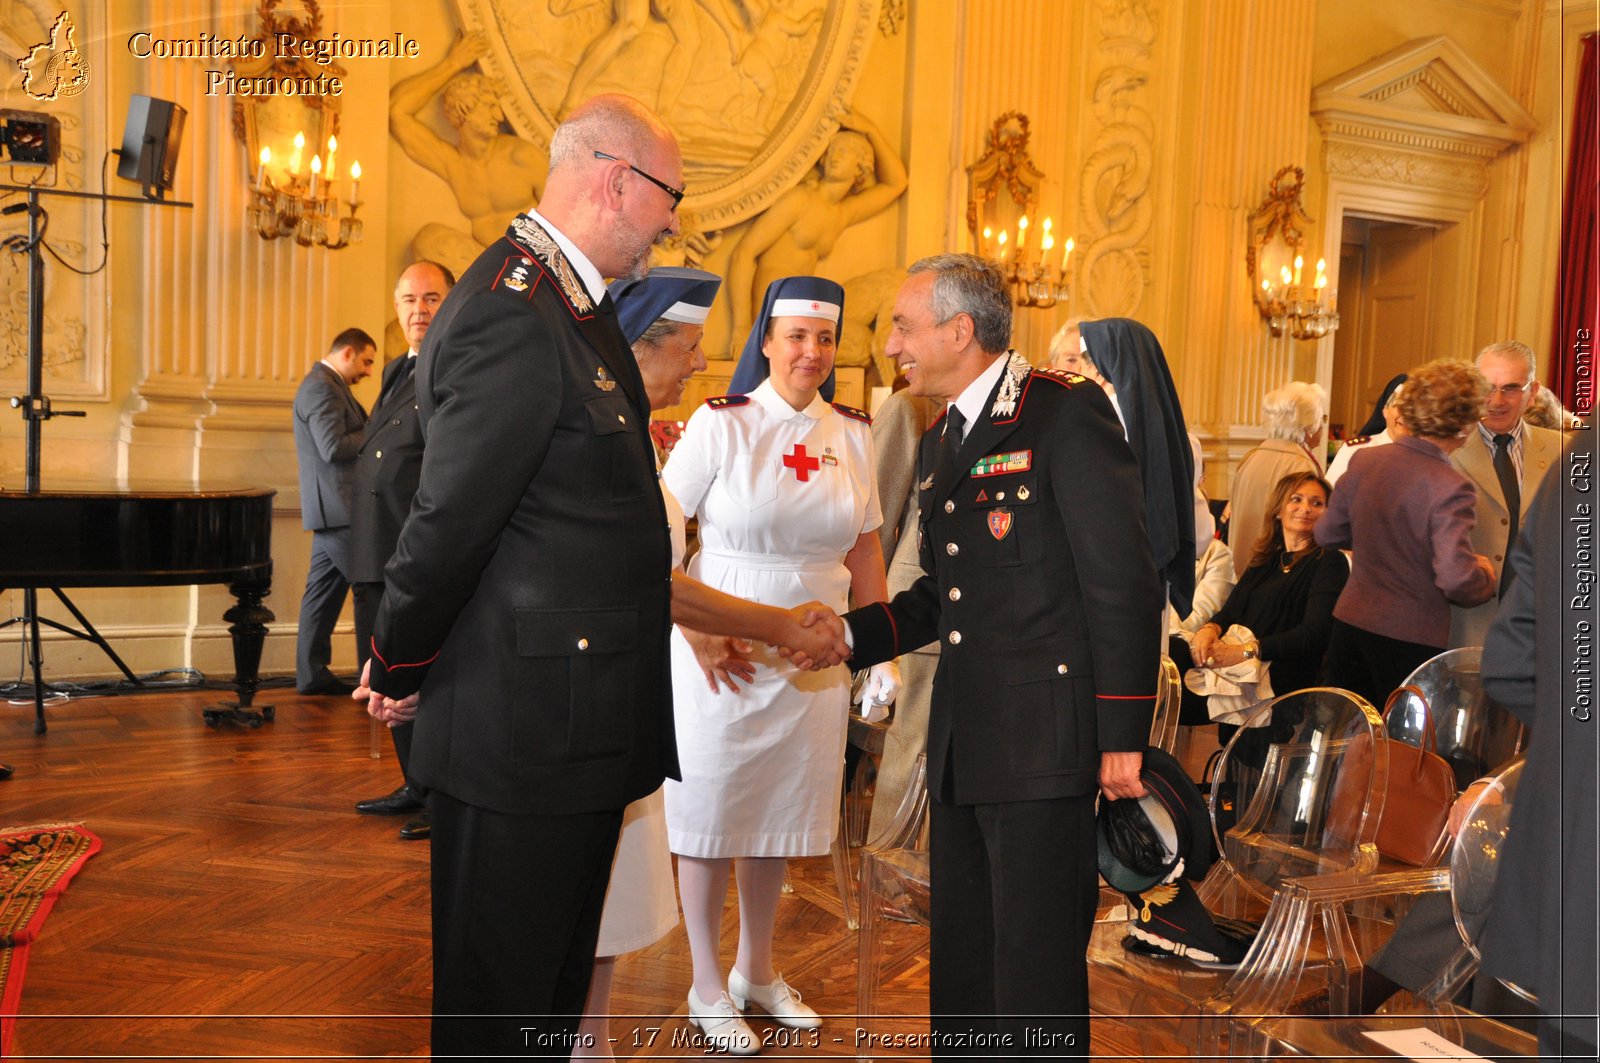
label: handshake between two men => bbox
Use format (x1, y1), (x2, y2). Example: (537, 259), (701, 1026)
(360, 594), (896, 729)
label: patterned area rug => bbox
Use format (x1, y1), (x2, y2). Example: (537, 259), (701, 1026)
(0, 824), (101, 1056)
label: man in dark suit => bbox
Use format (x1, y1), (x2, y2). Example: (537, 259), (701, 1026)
(291, 328), (374, 695)
(350, 261), (455, 837)
(814, 254), (1161, 1055)
(1481, 435), (1598, 1061)
(361, 94), (683, 1056)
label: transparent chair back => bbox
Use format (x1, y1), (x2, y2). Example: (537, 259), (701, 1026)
(1388, 648), (1526, 791)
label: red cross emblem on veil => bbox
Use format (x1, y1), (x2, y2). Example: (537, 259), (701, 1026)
(783, 443), (821, 482)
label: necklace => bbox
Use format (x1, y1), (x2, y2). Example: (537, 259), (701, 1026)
(1279, 549), (1301, 574)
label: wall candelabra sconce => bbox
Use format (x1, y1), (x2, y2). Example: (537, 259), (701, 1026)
(231, 0), (361, 249)
(248, 133), (363, 249)
(1247, 166), (1339, 340)
(967, 112), (1073, 309)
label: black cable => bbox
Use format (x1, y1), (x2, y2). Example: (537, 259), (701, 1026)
(39, 149), (111, 276)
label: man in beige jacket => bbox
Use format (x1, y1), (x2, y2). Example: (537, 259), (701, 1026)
(1448, 340), (1562, 648)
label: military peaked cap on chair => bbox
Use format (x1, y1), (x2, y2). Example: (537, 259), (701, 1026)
(727, 275), (844, 401)
(609, 267), (723, 347)
(1098, 746), (1252, 966)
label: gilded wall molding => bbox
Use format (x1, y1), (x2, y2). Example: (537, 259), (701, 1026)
(1322, 143), (1489, 198)
(1077, 0), (1158, 319)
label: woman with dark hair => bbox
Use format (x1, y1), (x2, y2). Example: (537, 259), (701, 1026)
(1185, 472), (1349, 749)
(1317, 359), (1497, 708)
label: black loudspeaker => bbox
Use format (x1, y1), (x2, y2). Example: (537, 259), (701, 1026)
(116, 95), (186, 199)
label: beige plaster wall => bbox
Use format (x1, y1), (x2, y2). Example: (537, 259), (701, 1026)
(0, 0), (1582, 681)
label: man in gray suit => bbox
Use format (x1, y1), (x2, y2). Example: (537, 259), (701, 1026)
(292, 328), (375, 695)
(1448, 340), (1562, 648)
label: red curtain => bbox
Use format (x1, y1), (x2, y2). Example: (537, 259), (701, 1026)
(1553, 33), (1599, 416)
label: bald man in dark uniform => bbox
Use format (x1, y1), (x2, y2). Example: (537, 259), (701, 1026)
(360, 95), (685, 1056)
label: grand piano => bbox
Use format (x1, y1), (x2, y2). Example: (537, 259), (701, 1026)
(0, 482), (275, 732)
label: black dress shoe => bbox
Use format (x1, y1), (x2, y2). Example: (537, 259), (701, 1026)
(301, 677), (356, 697)
(355, 784), (426, 816)
(399, 810), (431, 840)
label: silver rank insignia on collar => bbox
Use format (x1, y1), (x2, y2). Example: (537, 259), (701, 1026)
(594, 366), (616, 391)
(919, 474), (935, 490)
(990, 350), (1034, 419)
(511, 215), (594, 314)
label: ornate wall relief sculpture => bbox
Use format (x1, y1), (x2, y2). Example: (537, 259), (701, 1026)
(1078, 0), (1157, 319)
(0, 1), (106, 402)
(451, 0), (880, 231)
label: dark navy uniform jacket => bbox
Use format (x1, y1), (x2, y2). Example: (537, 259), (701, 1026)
(368, 216), (676, 816)
(845, 358), (1162, 805)
(349, 356), (423, 585)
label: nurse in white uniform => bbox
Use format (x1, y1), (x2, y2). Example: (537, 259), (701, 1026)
(579, 269), (852, 1059)
(663, 276), (899, 1052)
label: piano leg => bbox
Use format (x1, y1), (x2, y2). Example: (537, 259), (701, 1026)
(203, 575), (277, 729)
(26, 588), (45, 735)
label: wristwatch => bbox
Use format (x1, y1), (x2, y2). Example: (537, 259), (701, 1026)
(1243, 641), (1259, 660)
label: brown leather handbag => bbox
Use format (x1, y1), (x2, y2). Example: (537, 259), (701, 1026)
(1327, 686), (1457, 865)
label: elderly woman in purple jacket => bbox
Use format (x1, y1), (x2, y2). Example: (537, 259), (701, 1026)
(1316, 359), (1497, 708)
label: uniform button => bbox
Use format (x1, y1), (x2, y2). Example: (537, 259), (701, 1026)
(375, 449), (383, 458)
(577, 638), (590, 651)
(1057, 663), (1069, 675)
(997, 491), (1006, 501)
(392, 418), (401, 425)
(944, 500), (955, 513)
(617, 414), (627, 424)
(948, 630), (962, 645)
(946, 542), (959, 556)
(948, 587), (961, 601)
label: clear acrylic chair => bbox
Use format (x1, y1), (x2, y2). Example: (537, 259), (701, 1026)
(1241, 757), (1535, 1059)
(1386, 647), (1526, 790)
(854, 752), (930, 1056)
(1149, 653), (1184, 755)
(829, 713), (890, 929)
(1086, 687), (1386, 1058)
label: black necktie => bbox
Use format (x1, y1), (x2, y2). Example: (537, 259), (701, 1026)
(933, 406), (967, 489)
(381, 356), (416, 409)
(1492, 432), (1520, 595)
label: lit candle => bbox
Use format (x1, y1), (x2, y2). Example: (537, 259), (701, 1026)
(1016, 214), (1029, 251)
(982, 226), (992, 257)
(290, 131), (305, 176)
(1061, 236), (1074, 272)
(997, 229), (1009, 261)
(1314, 257), (1328, 290)
(349, 160), (362, 206)
(325, 135), (337, 181)
(309, 153), (322, 197)
(1293, 253), (1303, 287)
(256, 146), (271, 191)
(1281, 265), (1294, 286)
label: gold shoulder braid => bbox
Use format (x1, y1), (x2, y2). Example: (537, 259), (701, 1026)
(510, 215), (594, 314)
(989, 350), (1034, 419)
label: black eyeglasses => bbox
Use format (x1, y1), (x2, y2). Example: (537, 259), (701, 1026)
(594, 150), (684, 210)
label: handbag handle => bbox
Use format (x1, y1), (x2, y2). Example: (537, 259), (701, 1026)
(1382, 683), (1439, 755)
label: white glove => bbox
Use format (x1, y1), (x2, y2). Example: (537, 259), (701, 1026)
(854, 661), (901, 723)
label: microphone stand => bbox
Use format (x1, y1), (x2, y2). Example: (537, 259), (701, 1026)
(0, 181), (193, 738)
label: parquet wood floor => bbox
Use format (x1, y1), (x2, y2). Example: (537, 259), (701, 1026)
(0, 686), (1149, 1060)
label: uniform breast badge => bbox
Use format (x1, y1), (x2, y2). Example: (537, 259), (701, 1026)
(594, 366), (616, 392)
(1017, 484), (1031, 501)
(987, 508), (1013, 540)
(970, 450), (1033, 477)
(919, 474), (935, 491)
(821, 446), (839, 467)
